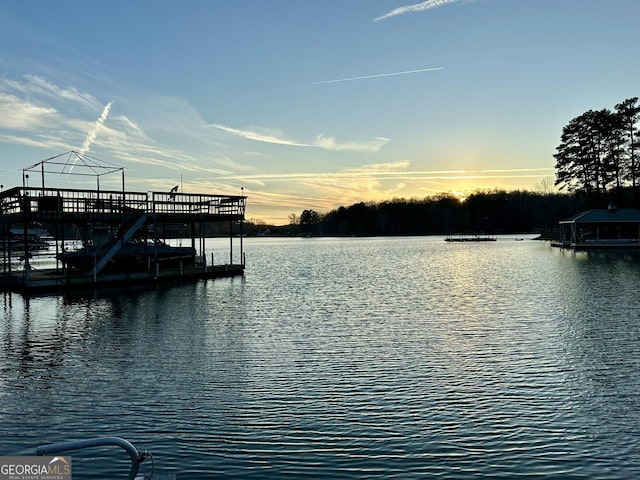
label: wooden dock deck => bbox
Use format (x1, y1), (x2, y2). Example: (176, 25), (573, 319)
(0, 263), (245, 294)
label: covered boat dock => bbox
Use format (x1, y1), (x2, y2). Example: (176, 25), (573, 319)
(552, 205), (640, 249)
(0, 152), (247, 293)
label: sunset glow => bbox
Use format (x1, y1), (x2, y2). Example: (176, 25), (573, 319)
(0, 1), (637, 224)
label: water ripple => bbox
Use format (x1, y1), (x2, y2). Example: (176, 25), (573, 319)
(2, 238), (640, 478)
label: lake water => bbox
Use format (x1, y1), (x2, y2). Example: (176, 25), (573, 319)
(1, 236), (640, 478)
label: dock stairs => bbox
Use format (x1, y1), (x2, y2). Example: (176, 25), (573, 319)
(90, 212), (148, 277)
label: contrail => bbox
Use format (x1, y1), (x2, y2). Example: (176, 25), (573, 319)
(374, 0), (460, 22)
(313, 67), (444, 85)
(80, 101), (113, 155)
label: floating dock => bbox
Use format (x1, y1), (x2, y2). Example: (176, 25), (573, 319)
(445, 233), (496, 242)
(0, 152), (247, 293)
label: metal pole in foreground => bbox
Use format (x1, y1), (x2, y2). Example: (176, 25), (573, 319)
(36, 436), (148, 480)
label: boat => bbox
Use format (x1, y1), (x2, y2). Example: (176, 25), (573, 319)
(57, 238), (196, 273)
(3, 227), (54, 252)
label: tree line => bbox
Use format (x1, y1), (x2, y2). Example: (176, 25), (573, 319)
(269, 190), (582, 237)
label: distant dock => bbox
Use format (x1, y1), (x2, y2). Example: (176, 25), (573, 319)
(445, 233), (497, 243)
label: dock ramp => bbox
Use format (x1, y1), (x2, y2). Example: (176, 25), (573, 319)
(91, 212), (148, 277)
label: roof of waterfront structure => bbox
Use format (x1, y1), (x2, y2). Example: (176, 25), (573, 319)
(560, 207), (640, 224)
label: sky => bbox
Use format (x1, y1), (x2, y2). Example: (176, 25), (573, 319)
(0, 0), (638, 224)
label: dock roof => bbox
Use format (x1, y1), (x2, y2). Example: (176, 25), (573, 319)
(560, 208), (640, 224)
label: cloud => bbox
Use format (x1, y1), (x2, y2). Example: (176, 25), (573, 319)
(313, 67), (444, 84)
(211, 123), (388, 153)
(345, 161), (411, 172)
(0, 94), (58, 130)
(313, 135), (389, 152)
(0, 75), (246, 186)
(209, 123), (309, 147)
(374, 0), (462, 22)
(0, 76), (122, 156)
(0, 75), (101, 110)
(215, 165), (553, 184)
(22, 75), (100, 108)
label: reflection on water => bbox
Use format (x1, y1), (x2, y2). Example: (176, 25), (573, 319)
(1, 237), (640, 478)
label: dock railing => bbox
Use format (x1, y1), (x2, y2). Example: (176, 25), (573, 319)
(150, 191), (246, 217)
(0, 187), (148, 216)
(0, 187), (246, 220)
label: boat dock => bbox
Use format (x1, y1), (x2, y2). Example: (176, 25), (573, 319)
(445, 233), (497, 242)
(552, 206), (640, 250)
(0, 152), (247, 293)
